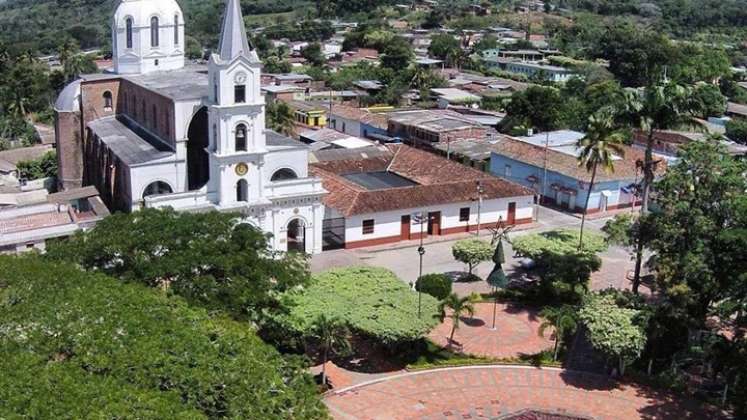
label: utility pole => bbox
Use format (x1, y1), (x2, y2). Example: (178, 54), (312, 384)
(416, 211), (426, 318)
(476, 180), (484, 237)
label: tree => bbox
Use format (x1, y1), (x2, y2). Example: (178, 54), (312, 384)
(45, 208), (309, 319)
(380, 36), (413, 70)
(263, 55), (292, 74)
(452, 239), (493, 278)
(266, 101), (296, 136)
(301, 42), (325, 67)
(0, 255), (327, 418)
(309, 315), (351, 388)
(428, 33), (460, 61)
(502, 86), (564, 134)
(621, 82), (699, 291)
(576, 108), (626, 249)
(602, 213), (655, 294)
(279, 267), (440, 346)
(436, 293), (479, 346)
(473, 35), (498, 53)
(415, 273), (452, 300)
(185, 35), (203, 59)
(726, 118), (747, 144)
(538, 305), (579, 361)
(690, 83), (727, 119)
(579, 294), (647, 375)
(646, 141), (747, 328)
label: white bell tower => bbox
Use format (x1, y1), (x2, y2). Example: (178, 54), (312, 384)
(111, 0), (185, 74)
(206, 0), (266, 206)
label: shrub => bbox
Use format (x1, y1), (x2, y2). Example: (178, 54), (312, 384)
(416, 273), (452, 300)
(16, 150), (57, 180)
(452, 239), (493, 276)
(0, 255), (327, 418)
(278, 267), (439, 346)
(726, 118), (747, 144)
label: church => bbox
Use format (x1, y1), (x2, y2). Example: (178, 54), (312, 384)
(54, 0), (326, 254)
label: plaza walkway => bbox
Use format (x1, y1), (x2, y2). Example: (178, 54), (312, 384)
(324, 366), (725, 420)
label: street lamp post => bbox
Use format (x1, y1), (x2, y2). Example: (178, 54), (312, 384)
(417, 211), (426, 318)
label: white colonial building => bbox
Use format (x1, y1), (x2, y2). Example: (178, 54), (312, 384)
(54, 0), (325, 253)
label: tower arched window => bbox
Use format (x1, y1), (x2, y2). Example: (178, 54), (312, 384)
(235, 124), (247, 151)
(236, 179), (248, 202)
(103, 91), (113, 111)
(150, 17), (159, 47)
(174, 14), (179, 45)
(271, 168), (298, 181)
(125, 18), (133, 49)
(143, 181), (172, 199)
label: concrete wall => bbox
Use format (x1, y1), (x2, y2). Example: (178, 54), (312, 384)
(342, 196), (534, 248)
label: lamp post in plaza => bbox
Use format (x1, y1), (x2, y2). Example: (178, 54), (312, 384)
(415, 211), (426, 318)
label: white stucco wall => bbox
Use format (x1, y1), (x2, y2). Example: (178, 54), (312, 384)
(343, 195), (534, 244)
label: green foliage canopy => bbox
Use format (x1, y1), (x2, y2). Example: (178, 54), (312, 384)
(0, 256), (327, 418)
(16, 150), (57, 180)
(279, 267), (439, 345)
(452, 239), (494, 275)
(416, 273), (452, 300)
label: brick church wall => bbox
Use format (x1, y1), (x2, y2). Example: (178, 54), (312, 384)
(55, 110), (82, 190)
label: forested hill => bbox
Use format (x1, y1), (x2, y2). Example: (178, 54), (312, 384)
(0, 0), (308, 54)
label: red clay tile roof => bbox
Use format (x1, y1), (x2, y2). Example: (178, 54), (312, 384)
(311, 144), (534, 217)
(330, 104), (389, 129)
(491, 136), (663, 183)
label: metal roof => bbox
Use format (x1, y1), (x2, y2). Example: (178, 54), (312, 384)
(87, 117), (174, 166)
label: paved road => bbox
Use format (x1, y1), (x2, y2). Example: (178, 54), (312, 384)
(324, 366), (724, 420)
(312, 206), (638, 295)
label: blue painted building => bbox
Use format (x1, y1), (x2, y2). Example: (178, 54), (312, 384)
(488, 132), (643, 214)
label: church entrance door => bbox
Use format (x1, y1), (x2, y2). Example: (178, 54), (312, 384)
(287, 219), (306, 253)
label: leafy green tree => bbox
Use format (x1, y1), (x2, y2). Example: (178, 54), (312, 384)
(266, 101), (296, 136)
(279, 267), (440, 346)
(502, 86), (564, 134)
(436, 293), (479, 346)
(309, 314), (351, 387)
(646, 141), (747, 328)
(428, 33), (460, 61)
(726, 118), (747, 144)
(690, 83), (727, 118)
(16, 150), (57, 180)
(301, 42), (325, 67)
(602, 213), (655, 294)
(576, 108), (626, 249)
(473, 34), (498, 53)
(670, 44), (731, 85)
(452, 239), (493, 277)
(185, 35), (203, 59)
(263, 55), (292, 73)
(415, 273), (452, 300)
(380, 36), (413, 70)
(538, 305), (579, 361)
(45, 208), (309, 320)
(0, 255), (327, 418)
(579, 294), (647, 375)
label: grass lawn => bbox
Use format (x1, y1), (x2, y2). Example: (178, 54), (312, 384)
(402, 340), (561, 371)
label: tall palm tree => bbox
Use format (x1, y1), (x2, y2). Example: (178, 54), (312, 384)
(621, 82), (699, 293)
(437, 293), (479, 346)
(577, 108), (626, 250)
(310, 314), (350, 388)
(538, 305), (578, 361)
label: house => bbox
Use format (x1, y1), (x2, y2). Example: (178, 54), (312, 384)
(430, 88), (481, 108)
(387, 109), (487, 148)
(299, 128), (375, 150)
(488, 132), (656, 214)
(726, 102), (747, 120)
(260, 72), (313, 88)
(504, 62), (577, 83)
(311, 144), (535, 249)
(0, 186), (109, 254)
(261, 84), (305, 103)
(288, 101), (328, 128)
(328, 104), (389, 139)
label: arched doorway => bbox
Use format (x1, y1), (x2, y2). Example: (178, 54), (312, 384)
(287, 219), (306, 253)
(142, 181), (173, 199)
(271, 168), (298, 181)
(187, 107), (209, 190)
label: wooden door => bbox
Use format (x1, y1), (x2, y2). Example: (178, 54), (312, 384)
(428, 211), (441, 235)
(507, 202), (516, 225)
(400, 215), (411, 240)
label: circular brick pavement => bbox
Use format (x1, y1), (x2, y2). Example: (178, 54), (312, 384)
(324, 366), (724, 420)
(428, 302), (554, 359)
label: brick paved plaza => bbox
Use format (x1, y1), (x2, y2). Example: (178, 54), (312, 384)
(324, 366), (724, 420)
(428, 302), (554, 359)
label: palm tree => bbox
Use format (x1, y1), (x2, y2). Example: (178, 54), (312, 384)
(266, 101), (296, 137)
(622, 83), (699, 293)
(577, 108), (626, 250)
(310, 314), (350, 388)
(437, 293), (479, 346)
(538, 305), (578, 361)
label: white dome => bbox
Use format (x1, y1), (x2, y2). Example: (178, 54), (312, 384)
(113, 0), (183, 28)
(112, 0), (185, 74)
